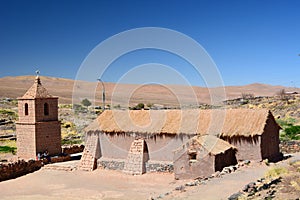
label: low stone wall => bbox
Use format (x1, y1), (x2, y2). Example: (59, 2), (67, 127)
(0, 160), (42, 182)
(98, 158), (125, 170)
(50, 155), (71, 163)
(280, 140), (300, 153)
(97, 158), (173, 173)
(146, 161), (174, 173)
(62, 145), (84, 155)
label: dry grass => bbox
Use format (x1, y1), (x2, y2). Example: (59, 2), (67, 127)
(265, 167), (289, 179)
(194, 135), (236, 155)
(87, 109), (273, 137)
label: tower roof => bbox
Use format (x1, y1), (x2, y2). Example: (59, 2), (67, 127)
(19, 75), (54, 99)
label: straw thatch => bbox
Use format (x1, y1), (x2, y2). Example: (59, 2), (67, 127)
(86, 109), (274, 137)
(192, 135), (236, 155)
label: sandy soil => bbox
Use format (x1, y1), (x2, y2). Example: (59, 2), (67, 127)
(0, 161), (179, 200)
(1, 155), (299, 200)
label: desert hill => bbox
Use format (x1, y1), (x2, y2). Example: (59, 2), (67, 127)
(0, 76), (299, 106)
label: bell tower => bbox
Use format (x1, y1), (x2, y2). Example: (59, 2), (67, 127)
(16, 72), (61, 160)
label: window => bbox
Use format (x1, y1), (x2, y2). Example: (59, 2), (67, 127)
(25, 103), (28, 116)
(189, 153), (197, 160)
(188, 150), (197, 165)
(44, 103), (49, 116)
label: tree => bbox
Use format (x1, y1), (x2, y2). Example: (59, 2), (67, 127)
(146, 103), (154, 109)
(277, 89), (290, 103)
(81, 98), (91, 107)
(241, 93), (254, 99)
(136, 103), (145, 110)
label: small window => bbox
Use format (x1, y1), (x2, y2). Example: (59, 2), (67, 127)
(188, 150), (197, 164)
(44, 103), (49, 116)
(189, 153), (197, 160)
(25, 103), (28, 116)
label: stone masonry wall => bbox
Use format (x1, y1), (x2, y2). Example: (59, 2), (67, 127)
(146, 161), (174, 173)
(98, 158), (125, 170)
(123, 139), (147, 175)
(78, 133), (100, 171)
(280, 140), (300, 153)
(97, 158), (174, 173)
(0, 160), (42, 182)
(62, 145), (85, 154)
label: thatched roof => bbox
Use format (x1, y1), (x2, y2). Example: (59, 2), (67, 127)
(192, 135), (236, 155)
(18, 76), (55, 99)
(86, 109), (276, 137)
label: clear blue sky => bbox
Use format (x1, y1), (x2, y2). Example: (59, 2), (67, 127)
(0, 0), (299, 87)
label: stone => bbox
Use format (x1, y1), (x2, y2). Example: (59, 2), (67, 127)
(244, 160), (251, 165)
(175, 185), (185, 191)
(228, 191), (243, 200)
(185, 181), (197, 187)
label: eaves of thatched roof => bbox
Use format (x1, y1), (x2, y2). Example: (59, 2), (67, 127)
(86, 108), (276, 137)
(193, 135), (236, 155)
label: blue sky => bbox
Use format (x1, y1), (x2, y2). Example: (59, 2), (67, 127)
(0, 0), (300, 87)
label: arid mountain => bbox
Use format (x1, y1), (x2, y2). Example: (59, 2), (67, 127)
(0, 76), (299, 106)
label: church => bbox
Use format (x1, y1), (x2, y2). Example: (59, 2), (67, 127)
(16, 74), (61, 160)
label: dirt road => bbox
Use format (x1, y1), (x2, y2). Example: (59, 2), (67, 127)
(1, 154), (299, 200)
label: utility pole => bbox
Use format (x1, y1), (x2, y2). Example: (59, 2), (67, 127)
(97, 78), (105, 112)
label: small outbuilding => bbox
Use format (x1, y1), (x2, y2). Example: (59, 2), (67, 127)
(174, 135), (237, 180)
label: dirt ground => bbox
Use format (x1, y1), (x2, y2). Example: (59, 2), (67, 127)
(1, 154), (300, 200)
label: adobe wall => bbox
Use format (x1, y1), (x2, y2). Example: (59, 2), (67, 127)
(214, 149), (237, 172)
(261, 116), (282, 162)
(18, 100), (36, 123)
(35, 98), (58, 122)
(98, 132), (193, 161)
(35, 121), (61, 156)
(0, 160), (42, 182)
(221, 136), (262, 161)
(174, 147), (215, 180)
(62, 145), (84, 154)
(16, 123), (36, 160)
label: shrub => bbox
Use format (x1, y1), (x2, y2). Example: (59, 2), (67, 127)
(285, 125), (300, 140)
(265, 167), (288, 179)
(81, 98), (92, 107)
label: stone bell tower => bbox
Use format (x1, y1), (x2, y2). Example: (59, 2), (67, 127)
(16, 73), (61, 160)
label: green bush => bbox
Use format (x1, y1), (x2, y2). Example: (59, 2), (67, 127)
(130, 103), (145, 110)
(285, 126), (300, 140)
(81, 98), (92, 107)
(0, 109), (18, 120)
(0, 146), (16, 154)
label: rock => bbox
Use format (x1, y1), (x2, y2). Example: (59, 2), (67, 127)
(244, 160), (251, 165)
(175, 185), (185, 191)
(228, 191), (243, 200)
(185, 181), (197, 187)
(220, 172), (226, 176)
(243, 182), (256, 192)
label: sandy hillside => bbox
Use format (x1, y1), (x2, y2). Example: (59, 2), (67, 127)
(0, 76), (299, 105)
